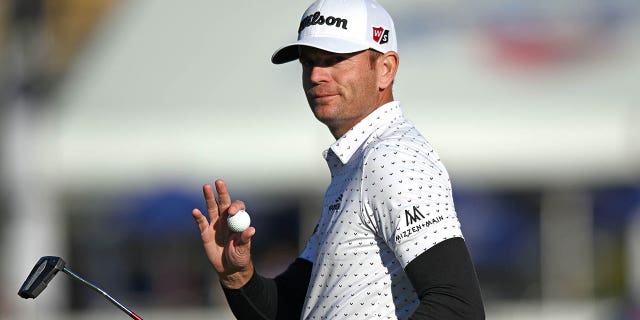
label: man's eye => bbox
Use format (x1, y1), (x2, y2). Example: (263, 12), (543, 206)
(299, 54), (346, 67)
(299, 59), (312, 67)
(332, 56), (346, 64)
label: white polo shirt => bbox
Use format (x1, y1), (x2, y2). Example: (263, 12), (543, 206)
(300, 101), (463, 319)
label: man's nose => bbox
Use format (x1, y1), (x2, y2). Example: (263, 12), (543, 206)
(308, 65), (330, 84)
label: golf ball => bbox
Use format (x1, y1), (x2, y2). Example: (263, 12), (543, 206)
(227, 210), (251, 233)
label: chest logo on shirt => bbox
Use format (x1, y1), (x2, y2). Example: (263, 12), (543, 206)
(328, 194), (343, 215)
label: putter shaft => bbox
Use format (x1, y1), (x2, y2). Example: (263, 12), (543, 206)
(62, 267), (143, 320)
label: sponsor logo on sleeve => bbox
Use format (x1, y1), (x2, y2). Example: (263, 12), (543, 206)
(395, 206), (444, 242)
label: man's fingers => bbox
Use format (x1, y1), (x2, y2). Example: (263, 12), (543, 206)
(191, 208), (210, 234)
(239, 227), (256, 244)
(215, 179), (232, 210)
(203, 184), (220, 219)
(228, 200), (246, 216)
(228, 227), (255, 251)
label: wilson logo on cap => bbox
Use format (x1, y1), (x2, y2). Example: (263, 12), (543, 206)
(299, 11), (349, 33)
(372, 27), (390, 45)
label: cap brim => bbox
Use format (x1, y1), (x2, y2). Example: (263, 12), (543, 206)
(271, 37), (370, 64)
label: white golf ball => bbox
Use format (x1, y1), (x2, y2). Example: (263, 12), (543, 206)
(227, 210), (251, 233)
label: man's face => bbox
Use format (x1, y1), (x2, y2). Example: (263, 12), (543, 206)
(299, 46), (380, 138)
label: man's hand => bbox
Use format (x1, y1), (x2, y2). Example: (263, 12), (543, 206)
(191, 179), (256, 289)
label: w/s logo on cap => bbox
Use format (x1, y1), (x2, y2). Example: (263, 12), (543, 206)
(372, 27), (390, 45)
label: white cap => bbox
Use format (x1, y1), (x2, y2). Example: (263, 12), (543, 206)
(271, 0), (397, 64)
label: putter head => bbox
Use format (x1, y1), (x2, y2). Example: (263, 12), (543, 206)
(18, 256), (66, 299)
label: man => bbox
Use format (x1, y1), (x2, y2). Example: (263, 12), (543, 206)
(191, 0), (485, 319)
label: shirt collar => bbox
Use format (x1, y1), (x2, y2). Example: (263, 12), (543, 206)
(325, 101), (403, 164)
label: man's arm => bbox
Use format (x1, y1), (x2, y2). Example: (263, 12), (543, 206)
(191, 181), (312, 318)
(221, 258), (313, 320)
(405, 237), (485, 320)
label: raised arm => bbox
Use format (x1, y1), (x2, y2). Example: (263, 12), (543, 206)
(191, 180), (312, 319)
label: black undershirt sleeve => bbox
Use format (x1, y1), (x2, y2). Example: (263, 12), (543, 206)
(405, 237), (485, 320)
(221, 258), (313, 320)
(273, 258), (313, 319)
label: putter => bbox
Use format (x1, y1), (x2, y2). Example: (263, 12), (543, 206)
(18, 256), (143, 320)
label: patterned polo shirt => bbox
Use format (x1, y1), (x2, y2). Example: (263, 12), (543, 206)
(299, 101), (463, 319)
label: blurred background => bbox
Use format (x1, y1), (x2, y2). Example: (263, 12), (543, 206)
(1, 0), (639, 319)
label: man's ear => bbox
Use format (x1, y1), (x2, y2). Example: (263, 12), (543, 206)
(378, 51), (399, 90)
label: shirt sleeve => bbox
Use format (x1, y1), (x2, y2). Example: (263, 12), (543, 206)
(360, 139), (463, 267)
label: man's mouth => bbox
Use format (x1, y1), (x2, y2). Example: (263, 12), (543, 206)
(308, 90), (337, 100)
